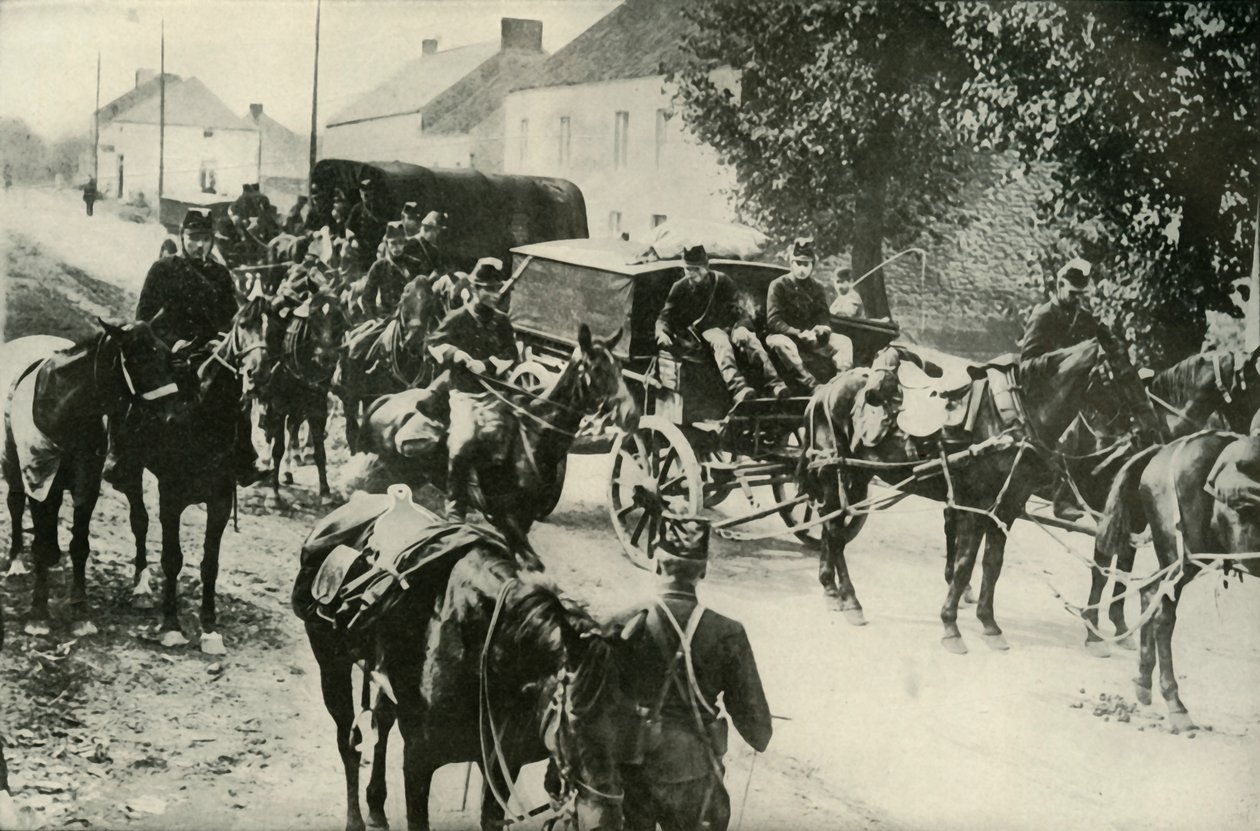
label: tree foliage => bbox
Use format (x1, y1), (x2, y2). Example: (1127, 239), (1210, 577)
(947, 1), (1259, 365)
(672, 0), (975, 317)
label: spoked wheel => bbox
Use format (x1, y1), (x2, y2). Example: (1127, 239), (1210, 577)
(534, 456), (567, 521)
(607, 416), (703, 570)
(695, 441), (737, 509)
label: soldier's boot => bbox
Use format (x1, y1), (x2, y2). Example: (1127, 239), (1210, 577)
(232, 407), (272, 487)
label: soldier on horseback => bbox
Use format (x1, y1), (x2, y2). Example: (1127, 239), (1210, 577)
(358, 221), (414, 319)
(612, 516), (772, 831)
(425, 258), (519, 520)
(103, 208), (271, 488)
(346, 174), (392, 275)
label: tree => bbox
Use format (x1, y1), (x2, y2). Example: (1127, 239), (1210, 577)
(946, 1), (1260, 365)
(43, 135), (92, 185)
(0, 117), (48, 183)
(672, 0), (975, 317)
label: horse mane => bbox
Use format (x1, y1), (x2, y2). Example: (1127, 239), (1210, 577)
(1150, 352), (1214, 404)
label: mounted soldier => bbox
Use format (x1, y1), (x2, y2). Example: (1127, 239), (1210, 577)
(613, 516), (772, 831)
(656, 244), (789, 405)
(303, 182), (334, 235)
(764, 237), (854, 391)
(346, 174), (392, 275)
(104, 208), (270, 487)
(357, 221), (414, 320)
(425, 258), (519, 520)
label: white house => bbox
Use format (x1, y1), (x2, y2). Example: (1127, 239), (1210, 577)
(323, 19), (550, 172)
(95, 70), (261, 204)
(502, 0), (738, 241)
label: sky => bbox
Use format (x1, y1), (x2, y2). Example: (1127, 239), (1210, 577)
(0, 0), (618, 140)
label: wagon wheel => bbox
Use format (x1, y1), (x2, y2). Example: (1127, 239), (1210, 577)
(607, 416), (704, 570)
(691, 434), (737, 508)
(769, 429), (867, 548)
(508, 361), (565, 520)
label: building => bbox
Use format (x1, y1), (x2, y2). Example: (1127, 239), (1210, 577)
(502, 0), (736, 242)
(245, 103), (309, 209)
(94, 70), (262, 204)
(323, 19), (549, 172)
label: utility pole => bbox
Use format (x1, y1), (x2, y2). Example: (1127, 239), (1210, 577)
(158, 17), (166, 200)
(1247, 181), (1260, 351)
(308, 0), (321, 188)
(93, 51), (100, 183)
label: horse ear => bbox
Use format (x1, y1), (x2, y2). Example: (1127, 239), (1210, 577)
(618, 609), (647, 642)
(604, 326), (624, 352)
(577, 324), (593, 354)
(147, 307), (166, 326)
(97, 317), (124, 338)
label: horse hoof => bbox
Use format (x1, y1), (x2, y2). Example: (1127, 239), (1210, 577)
(160, 630), (190, 648)
(24, 620), (50, 636)
(1168, 712), (1197, 733)
(1084, 640), (1111, 659)
(1115, 633), (1137, 652)
(132, 591), (155, 611)
(6, 559), (29, 577)
(70, 620), (99, 638)
(982, 632), (1009, 651)
(1133, 683), (1152, 707)
(842, 608), (867, 627)
(200, 632), (227, 656)
(365, 813), (389, 831)
(961, 586), (977, 606)
(940, 636), (968, 655)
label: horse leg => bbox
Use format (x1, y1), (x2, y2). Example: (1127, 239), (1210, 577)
(1083, 543), (1114, 657)
(121, 478), (155, 609)
(158, 490), (189, 647)
(270, 416), (287, 497)
(940, 509), (983, 654)
(943, 507), (976, 605)
(1155, 579), (1194, 731)
(820, 517), (864, 625)
(364, 695), (395, 829)
(66, 472), (102, 637)
(26, 488), (63, 634)
(309, 625), (367, 831)
(311, 413), (331, 499)
(198, 485), (231, 655)
(397, 711), (437, 831)
(1107, 541), (1138, 651)
(3, 442), (24, 563)
(341, 394), (360, 455)
(1134, 582), (1158, 707)
(974, 508), (1016, 651)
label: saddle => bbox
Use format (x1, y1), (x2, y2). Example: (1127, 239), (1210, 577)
(893, 354), (1024, 441)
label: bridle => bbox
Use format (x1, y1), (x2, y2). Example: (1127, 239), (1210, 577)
(199, 304), (267, 384)
(94, 330), (180, 404)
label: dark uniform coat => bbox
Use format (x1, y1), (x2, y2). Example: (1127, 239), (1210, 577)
(362, 257), (412, 317)
(426, 305), (519, 394)
(1020, 298), (1101, 364)
(657, 271), (750, 343)
(136, 255), (238, 346)
(402, 236), (448, 278)
(766, 274), (829, 338)
(346, 202), (390, 271)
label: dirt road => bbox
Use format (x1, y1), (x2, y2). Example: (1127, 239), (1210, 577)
(1, 188), (1258, 830)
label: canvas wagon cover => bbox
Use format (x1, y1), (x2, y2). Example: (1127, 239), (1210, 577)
(310, 159), (587, 272)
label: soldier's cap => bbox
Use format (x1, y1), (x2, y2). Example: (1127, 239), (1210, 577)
(384, 221), (407, 242)
(469, 257), (504, 288)
(1057, 257), (1093, 288)
(421, 210), (448, 228)
(682, 244), (708, 266)
(401, 201), (422, 219)
(657, 516), (711, 561)
(181, 208), (214, 235)
(790, 237), (816, 262)
(834, 266), (853, 283)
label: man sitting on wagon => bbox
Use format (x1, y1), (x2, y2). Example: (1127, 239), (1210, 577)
(765, 237), (854, 390)
(426, 258), (520, 520)
(655, 244), (789, 405)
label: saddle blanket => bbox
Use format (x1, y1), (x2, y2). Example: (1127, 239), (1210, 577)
(2, 336), (74, 501)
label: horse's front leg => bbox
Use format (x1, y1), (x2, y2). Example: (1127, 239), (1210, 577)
(4, 446), (25, 564)
(121, 478), (156, 610)
(66, 469), (102, 638)
(397, 708), (438, 831)
(157, 490), (189, 648)
(0, 737), (15, 830)
(270, 415), (287, 497)
(198, 483), (232, 655)
(479, 760), (520, 831)
(940, 507), (983, 654)
(820, 514), (864, 626)
(341, 393), (360, 455)
(25, 489), (63, 635)
(365, 695), (395, 829)
(310, 628), (367, 831)
(1134, 582), (1158, 707)
(974, 505), (1017, 651)
(1106, 541), (1138, 651)
(310, 412), (331, 500)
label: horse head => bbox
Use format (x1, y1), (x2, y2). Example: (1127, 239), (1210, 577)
(99, 317), (185, 425)
(555, 324), (640, 433)
(398, 275), (436, 354)
(232, 295), (272, 396)
(304, 290), (350, 377)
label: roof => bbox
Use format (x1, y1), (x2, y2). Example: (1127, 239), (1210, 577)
(512, 238), (782, 277)
(518, 0), (688, 91)
(109, 76), (254, 130)
(248, 110), (308, 177)
(327, 41), (500, 127)
(421, 49), (550, 134)
(96, 73), (181, 125)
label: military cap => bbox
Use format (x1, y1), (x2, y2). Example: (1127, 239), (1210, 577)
(181, 208), (214, 235)
(790, 237), (816, 262)
(469, 257), (504, 287)
(401, 201), (422, 219)
(421, 210), (448, 228)
(383, 221), (407, 242)
(658, 516), (711, 560)
(1057, 257), (1093, 287)
(682, 244), (708, 266)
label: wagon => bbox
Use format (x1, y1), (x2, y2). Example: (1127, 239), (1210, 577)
(506, 237), (900, 568)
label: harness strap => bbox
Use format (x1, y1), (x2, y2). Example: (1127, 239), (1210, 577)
(1212, 352), (1233, 404)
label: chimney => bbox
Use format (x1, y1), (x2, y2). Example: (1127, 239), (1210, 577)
(500, 18), (542, 52)
(135, 68), (158, 88)
(421, 39), (439, 55)
(249, 103), (264, 121)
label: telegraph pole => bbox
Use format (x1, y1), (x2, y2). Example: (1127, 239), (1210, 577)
(1247, 182), (1260, 351)
(308, 0), (321, 187)
(93, 51), (100, 183)
(158, 17), (166, 200)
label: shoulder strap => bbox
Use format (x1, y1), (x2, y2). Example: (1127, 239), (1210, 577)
(655, 600), (718, 719)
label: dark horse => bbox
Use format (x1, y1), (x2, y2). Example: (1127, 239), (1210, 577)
(1092, 430), (1259, 729)
(296, 494), (633, 831)
(334, 275), (438, 454)
(262, 289), (348, 503)
(2, 323), (183, 635)
(355, 325), (641, 557)
(115, 297), (270, 653)
(1082, 347), (1260, 655)
(801, 332), (1158, 653)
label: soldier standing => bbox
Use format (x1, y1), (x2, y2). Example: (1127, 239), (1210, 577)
(614, 516), (772, 831)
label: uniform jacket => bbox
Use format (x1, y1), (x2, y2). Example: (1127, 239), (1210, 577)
(1020, 298), (1101, 364)
(767, 274), (829, 338)
(136, 255), (238, 346)
(363, 257), (412, 316)
(402, 236), (448, 278)
(656, 270), (750, 341)
(426, 305), (519, 393)
(346, 202), (390, 269)
(614, 587), (772, 781)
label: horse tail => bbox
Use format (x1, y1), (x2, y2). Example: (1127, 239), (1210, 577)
(1095, 443), (1161, 566)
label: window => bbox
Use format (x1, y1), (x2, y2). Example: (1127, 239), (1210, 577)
(203, 128), (214, 138)
(655, 108), (669, 169)
(199, 160), (217, 194)
(558, 116), (571, 168)
(469, 152), (477, 170)
(613, 111), (629, 169)
(608, 211), (622, 235)
(519, 119), (529, 165)
(651, 214), (668, 228)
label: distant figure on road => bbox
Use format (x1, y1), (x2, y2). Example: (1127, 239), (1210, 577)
(83, 176), (98, 216)
(3, 163), (12, 193)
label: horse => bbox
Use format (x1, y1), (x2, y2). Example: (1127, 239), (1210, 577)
(1079, 348), (1260, 655)
(1, 322), (184, 635)
(801, 332), (1159, 653)
(261, 289), (348, 502)
(1090, 430), (1259, 729)
(114, 297), (270, 653)
(335, 275), (439, 453)
(355, 325), (641, 558)
(296, 497), (633, 831)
